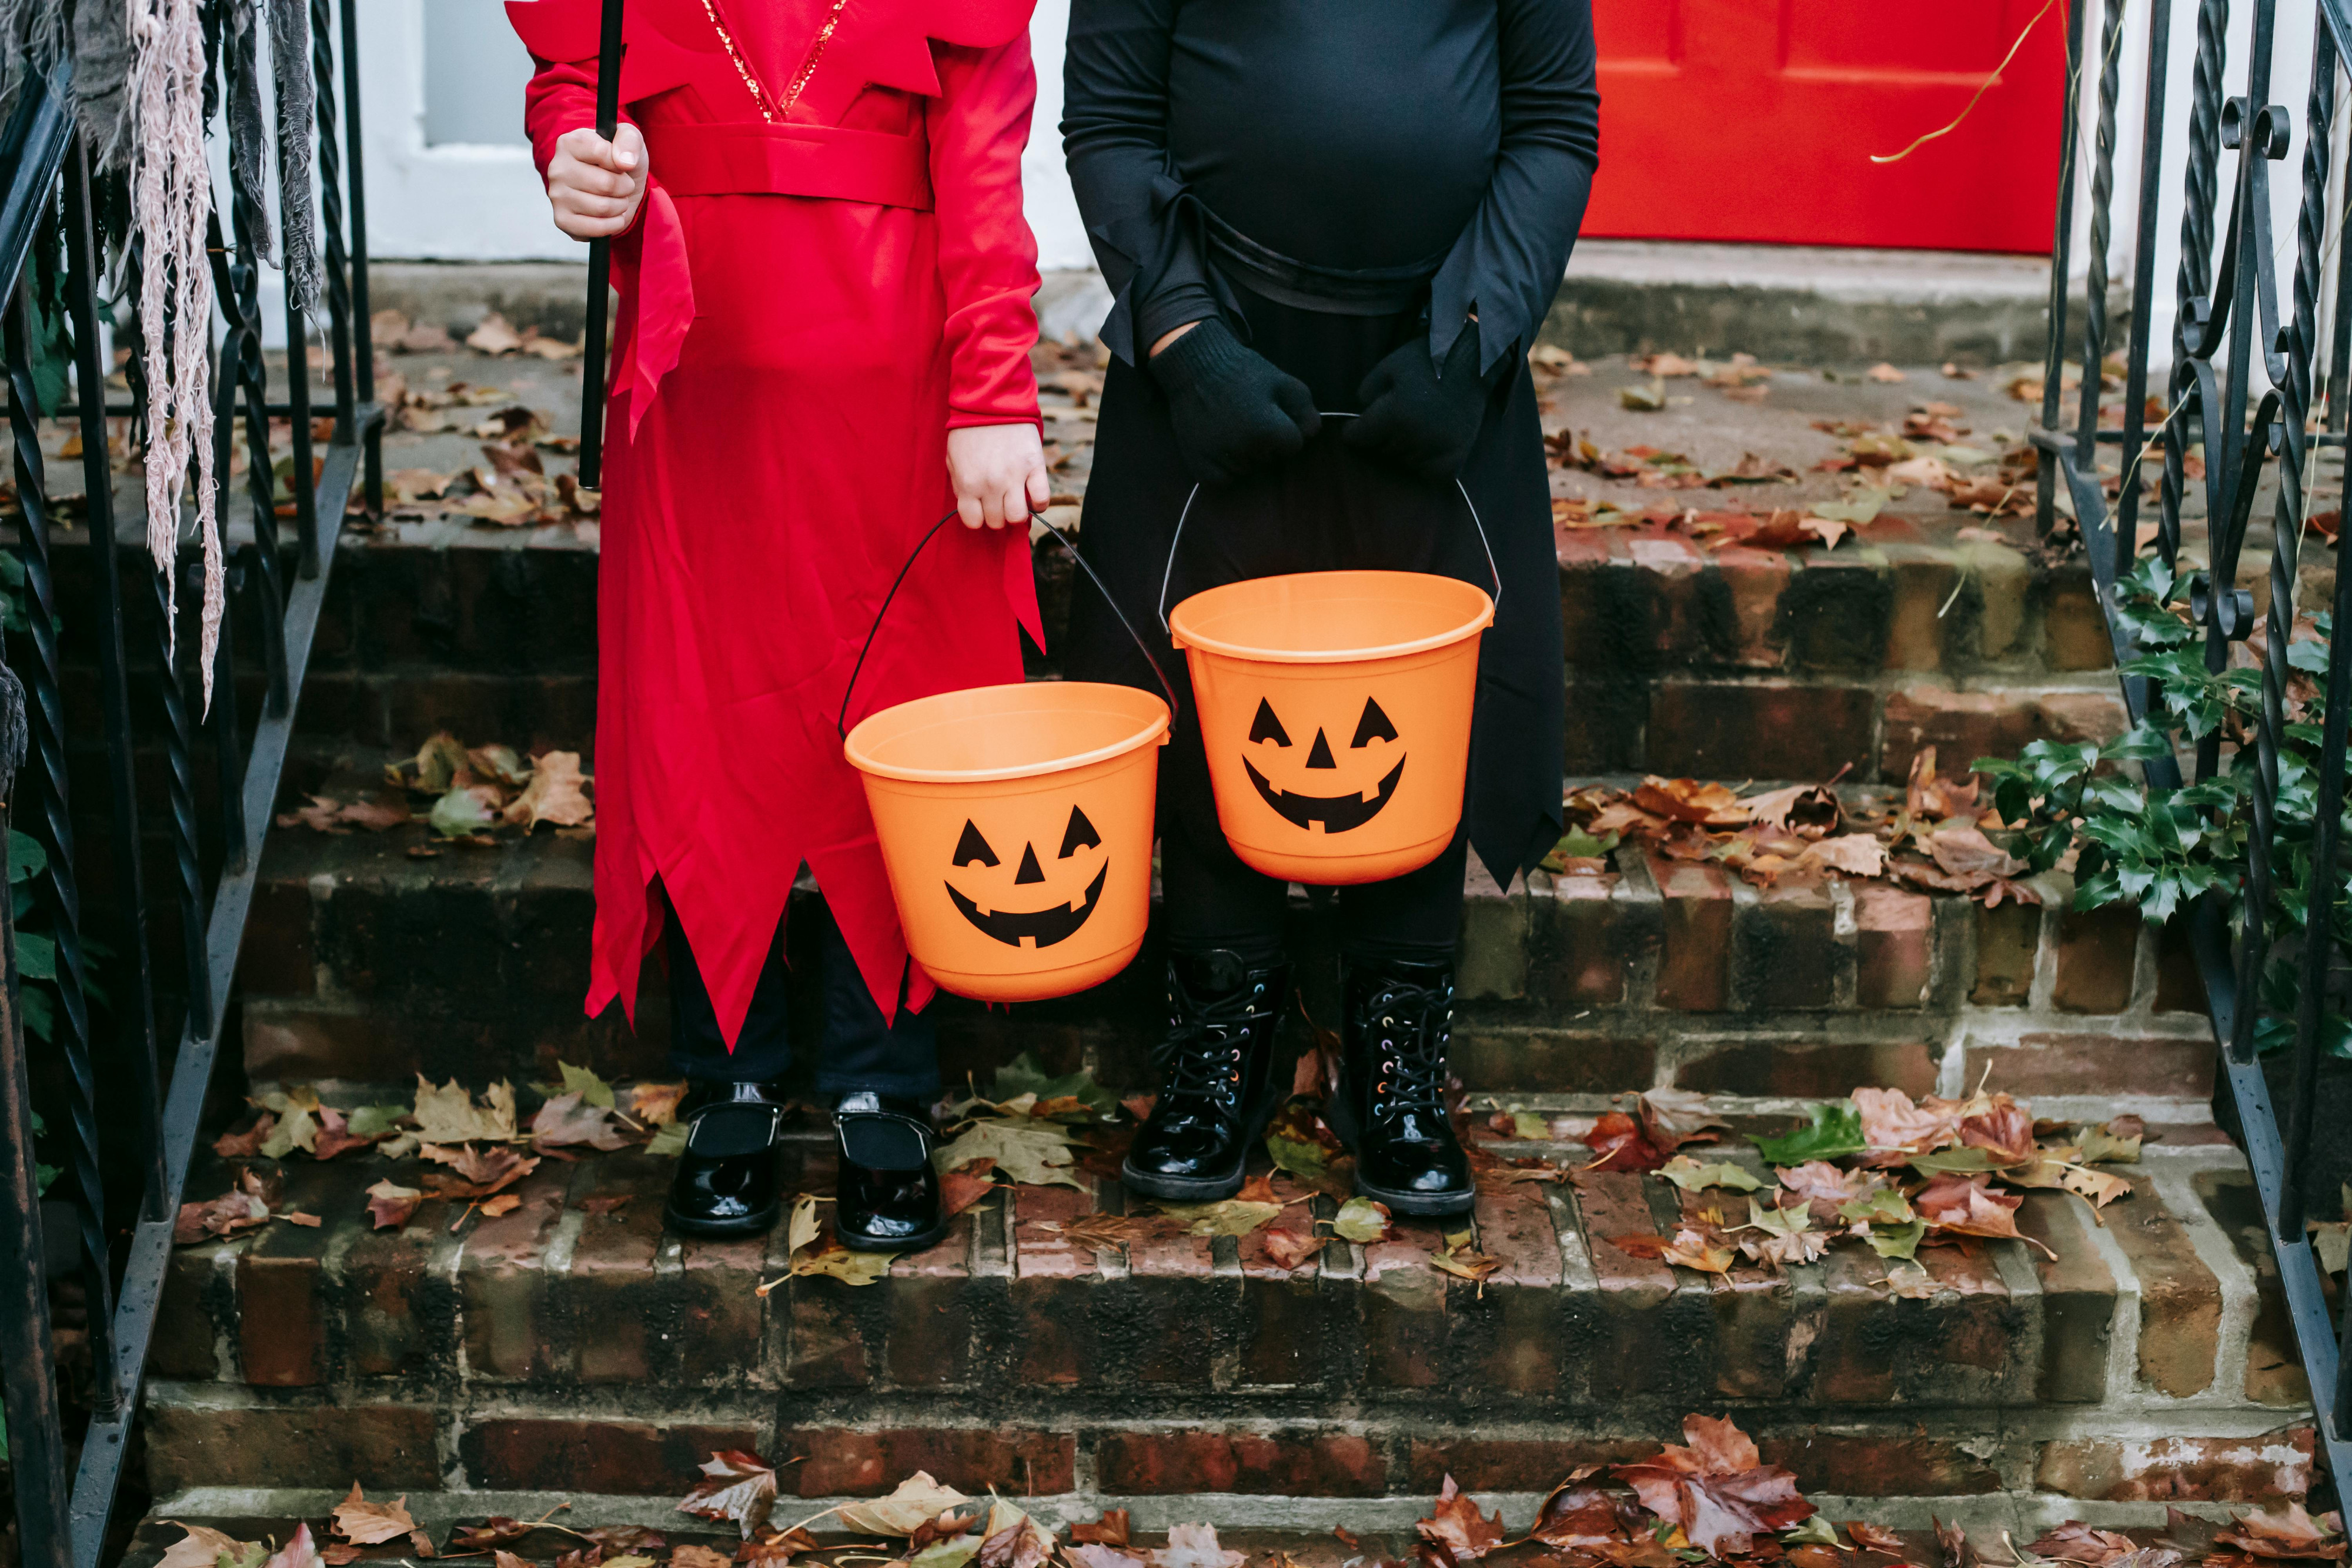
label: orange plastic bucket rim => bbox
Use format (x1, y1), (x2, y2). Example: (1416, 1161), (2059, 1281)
(1168, 569), (1495, 664)
(845, 681), (1171, 783)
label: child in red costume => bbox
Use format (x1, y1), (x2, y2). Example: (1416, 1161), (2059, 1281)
(508, 0), (1050, 1245)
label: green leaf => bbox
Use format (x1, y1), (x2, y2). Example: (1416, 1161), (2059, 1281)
(991, 1051), (1117, 1119)
(1753, 1101), (1867, 1165)
(1657, 1155), (1763, 1192)
(646, 1120), (689, 1157)
(428, 787), (495, 837)
(1866, 1217), (1927, 1260)
(909, 1538), (981, 1568)
(1837, 1186), (1915, 1226)
(1332, 1195), (1391, 1243)
(1783, 1518), (1844, 1547)
(1907, 1146), (2003, 1175)
(8, 830), (45, 882)
(552, 1060), (616, 1109)
(344, 1103), (409, 1141)
(15, 930), (54, 981)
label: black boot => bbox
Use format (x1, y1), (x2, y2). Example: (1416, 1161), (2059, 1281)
(1329, 955), (1474, 1216)
(664, 1081), (790, 1237)
(834, 1092), (947, 1253)
(1121, 950), (1290, 1201)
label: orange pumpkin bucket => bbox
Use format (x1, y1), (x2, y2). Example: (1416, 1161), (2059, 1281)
(842, 516), (1172, 1002)
(1170, 569), (1494, 884)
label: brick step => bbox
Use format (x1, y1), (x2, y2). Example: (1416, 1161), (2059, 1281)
(148, 1130), (2313, 1507)
(238, 800), (2213, 1102)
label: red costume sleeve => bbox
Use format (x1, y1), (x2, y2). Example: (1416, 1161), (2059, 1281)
(926, 36), (1044, 429)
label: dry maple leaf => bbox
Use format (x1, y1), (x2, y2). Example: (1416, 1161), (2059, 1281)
(2028, 1524), (2140, 1566)
(1802, 834), (1886, 877)
(1603, 1233), (1669, 1261)
(1071, 1511), (1132, 1548)
(365, 1181), (424, 1231)
(451, 1521), (534, 1552)
(1585, 1111), (1671, 1172)
(412, 1075), (518, 1144)
(1957, 1096), (2037, 1165)
(940, 1158), (998, 1218)
(677, 1450), (780, 1539)
(1637, 1088), (1728, 1154)
(630, 1081), (689, 1125)
(265, 1526), (322, 1568)
(1912, 1172), (2050, 1256)
(311, 1107), (384, 1162)
(836, 1472), (970, 1536)
(581, 1529), (667, 1556)
(1419, 1475), (1509, 1562)
(161, 1524), (258, 1568)
(672, 1548), (732, 1568)
(213, 1116), (275, 1159)
(1613, 1415), (1816, 1558)
(1661, 1228), (1736, 1274)
(1152, 1523), (1247, 1568)
(1852, 1087), (1961, 1155)
(1776, 1161), (1873, 1224)
(174, 1168), (273, 1244)
(532, 1091), (630, 1151)
(980, 1513), (1055, 1568)
(506, 750), (595, 830)
(1846, 1522), (1907, 1555)
(1528, 1477), (1625, 1549)
(1261, 1228), (1329, 1272)
(1936, 1518), (1976, 1568)
(422, 1144), (540, 1195)
(736, 1529), (820, 1567)
(2217, 1505), (2347, 1562)
(1633, 777), (1748, 827)
(1070, 1550), (1145, 1568)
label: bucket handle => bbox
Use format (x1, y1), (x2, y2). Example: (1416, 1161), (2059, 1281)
(837, 508), (1184, 740)
(1155, 410), (1505, 632)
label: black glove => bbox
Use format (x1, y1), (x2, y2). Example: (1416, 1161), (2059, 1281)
(1146, 317), (1321, 486)
(1346, 322), (1506, 481)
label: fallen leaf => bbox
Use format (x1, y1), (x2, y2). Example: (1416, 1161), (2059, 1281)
(1585, 1111), (1671, 1172)
(2217, 1503), (2347, 1562)
(365, 1180), (423, 1231)
(1801, 834), (1886, 877)
(581, 1530), (669, 1556)
(1260, 1228), (1329, 1273)
(1662, 1228), (1736, 1274)
(480, 1193), (522, 1218)
(1936, 1518), (1975, 1568)
(412, 1076), (519, 1144)
(1658, 1155), (1763, 1192)
(1067, 1549), (1142, 1568)
(2027, 1524), (2139, 1566)
(931, 1117), (1085, 1191)
(941, 1158), (998, 1218)
(174, 1168), (272, 1244)
(506, 751), (596, 830)
(161, 1523), (259, 1568)
(630, 1081), (689, 1125)
(1847, 1523), (1907, 1555)
(1866, 363), (1907, 383)
(332, 1484), (416, 1546)
(1331, 1195), (1392, 1243)
(1613, 1415), (1816, 1558)
(677, 1449), (780, 1539)
(1638, 1088), (1729, 1153)
(532, 1091), (630, 1151)
(1852, 1087), (1962, 1155)
(421, 1143), (540, 1197)
(450, 1521), (536, 1552)
(1528, 1476), (1622, 1549)
(978, 1505), (1055, 1568)
(1753, 1101), (1867, 1164)
(1152, 1523), (1247, 1568)
(1071, 1511), (1132, 1548)
(264, 1525), (322, 1568)
(674, 1548), (735, 1568)
(466, 312), (524, 355)
(1419, 1476), (1508, 1561)
(1913, 1172), (2029, 1244)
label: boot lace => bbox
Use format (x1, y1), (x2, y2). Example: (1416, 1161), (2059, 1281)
(1361, 975), (1452, 1124)
(1157, 977), (1269, 1110)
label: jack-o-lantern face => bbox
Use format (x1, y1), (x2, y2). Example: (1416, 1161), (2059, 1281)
(1240, 695), (1405, 834)
(943, 804), (1107, 948)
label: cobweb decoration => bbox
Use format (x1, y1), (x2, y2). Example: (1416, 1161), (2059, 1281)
(127, 0), (222, 706)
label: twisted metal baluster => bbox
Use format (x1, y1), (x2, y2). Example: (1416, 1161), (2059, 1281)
(3, 288), (118, 1419)
(2177, 0), (2230, 327)
(2073, 0), (2130, 581)
(310, 0), (354, 443)
(206, 197), (288, 714)
(2035, 0), (2090, 534)
(2112, 0), (2175, 634)
(340, 0), (379, 509)
(2271, 36), (2340, 1219)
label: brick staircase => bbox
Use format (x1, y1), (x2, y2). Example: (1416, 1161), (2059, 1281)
(52, 390), (2324, 1533)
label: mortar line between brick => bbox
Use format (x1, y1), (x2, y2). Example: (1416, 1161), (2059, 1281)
(2074, 1189), (2143, 1401)
(2154, 1168), (2261, 1406)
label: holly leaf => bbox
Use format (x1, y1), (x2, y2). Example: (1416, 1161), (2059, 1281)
(1753, 1102), (1866, 1165)
(677, 1450), (779, 1539)
(332, 1484), (416, 1546)
(1418, 1476), (1507, 1561)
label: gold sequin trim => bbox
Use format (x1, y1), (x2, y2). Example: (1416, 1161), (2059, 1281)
(779, 0), (854, 116)
(697, 0), (779, 122)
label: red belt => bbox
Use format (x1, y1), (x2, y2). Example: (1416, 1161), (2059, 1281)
(644, 122), (934, 210)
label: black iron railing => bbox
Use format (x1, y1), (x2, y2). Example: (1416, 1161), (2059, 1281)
(0, 3), (382, 1563)
(2034, 0), (2352, 1504)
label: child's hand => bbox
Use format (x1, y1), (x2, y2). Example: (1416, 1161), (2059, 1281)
(547, 125), (647, 240)
(947, 423), (1051, 530)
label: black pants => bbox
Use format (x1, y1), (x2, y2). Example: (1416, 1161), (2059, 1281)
(664, 894), (940, 1098)
(1163, 807), (1469, 966)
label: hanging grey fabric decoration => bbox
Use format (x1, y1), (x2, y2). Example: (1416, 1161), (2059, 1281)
(0, 0), (63, 131)
(72, 0), (138, 169)
(265, 0), (318, 314)
(224, 0), (275, 265)
(128, 0), (222, 706)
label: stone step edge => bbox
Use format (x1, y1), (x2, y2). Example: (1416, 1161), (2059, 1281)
(140, 1487), (2266, 1540)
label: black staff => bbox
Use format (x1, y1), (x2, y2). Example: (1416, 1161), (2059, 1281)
(576, 0), (625, 490)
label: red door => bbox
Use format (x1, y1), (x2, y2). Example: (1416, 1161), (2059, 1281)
(1583, 0), (2066, 253)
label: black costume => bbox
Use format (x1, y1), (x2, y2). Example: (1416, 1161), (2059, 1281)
(1060, 0), (1599, 1213)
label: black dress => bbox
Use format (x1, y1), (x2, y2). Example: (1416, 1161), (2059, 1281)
(1059, 0), (1599, 956)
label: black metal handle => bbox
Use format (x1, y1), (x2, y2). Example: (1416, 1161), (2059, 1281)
(1154, 410), (1503, 630)
(574, 0), (626, 492)
(837, 511), (1182, 740)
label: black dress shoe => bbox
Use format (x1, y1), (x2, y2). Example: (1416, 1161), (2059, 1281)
(1327, 955), (1474, 1216)
(664, 1081), (790, 1237)
(834, 1092), (947, 1253)
(1121, 950), (1290, 1202)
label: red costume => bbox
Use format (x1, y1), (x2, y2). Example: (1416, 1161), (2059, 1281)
(508, 0), (1045, 1047)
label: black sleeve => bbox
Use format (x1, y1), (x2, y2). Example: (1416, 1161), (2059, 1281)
(1060, 0), (1225, 363)
(1428, 0), (1601, 374)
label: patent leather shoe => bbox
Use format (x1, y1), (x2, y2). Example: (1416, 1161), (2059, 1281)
(1122, 950), (1290, 1201)
(1327, 955), (1474, 1216)
(664, 1080), (789, 1237)
(834, 1092), (947, 1253)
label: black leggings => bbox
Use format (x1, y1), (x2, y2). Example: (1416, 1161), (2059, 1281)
(1161, 808), (1468, 965)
